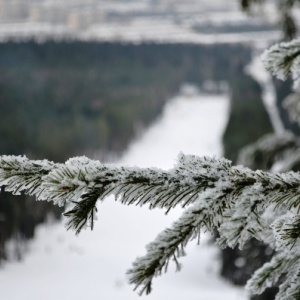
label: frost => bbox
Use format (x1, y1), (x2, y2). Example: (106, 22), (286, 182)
(2, 153), (300, 298)
(261, 39), (300, 87)
(238, 132), (299, 170)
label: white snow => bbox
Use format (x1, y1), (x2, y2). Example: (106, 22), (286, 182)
(0, 93), (247, 300)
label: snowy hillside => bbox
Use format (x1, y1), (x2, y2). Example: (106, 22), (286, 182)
(0, 93), (247, 300)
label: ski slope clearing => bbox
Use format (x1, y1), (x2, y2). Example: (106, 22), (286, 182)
(0, 94), (246, 300)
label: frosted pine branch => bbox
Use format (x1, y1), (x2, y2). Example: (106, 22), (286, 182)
(0, 154), (233, 233)
(128, 187), (232, 294)
(1, 154), (300, 236)
(127, 203), (209, 295)
(275, 266), (300, 300)
(237, 132), (299, 170)
(0, 155), (57, 196)
(271, 214), (300, 250)
(246, 252), (300, 295)
(262, 39), (300, 87)
(3, 154), (300, 298)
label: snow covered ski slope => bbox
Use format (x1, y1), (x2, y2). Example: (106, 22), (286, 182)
(0, 94), (247, 300)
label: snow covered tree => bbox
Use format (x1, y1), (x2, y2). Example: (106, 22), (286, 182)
(2, 40), (300, 297)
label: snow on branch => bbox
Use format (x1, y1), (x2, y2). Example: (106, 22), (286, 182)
(1, 153), (300, 240)
(246, 252), (300, 295)
(0, 155), (58, 196)
(127, 203), (209, 295)
(0, 154), (232, 233)
(2, 154), (300, 297)
(237, 132), (299, 170)
(262, 39), (300, 87)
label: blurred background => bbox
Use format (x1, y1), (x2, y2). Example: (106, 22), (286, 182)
(0, 1), (299, 299)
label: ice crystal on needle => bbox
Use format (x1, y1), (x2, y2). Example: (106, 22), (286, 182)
(2, 153), (300, 298)
(262, 39), (300, 88)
